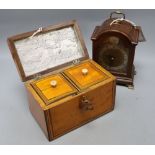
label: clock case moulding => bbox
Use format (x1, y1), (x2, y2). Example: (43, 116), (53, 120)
(91, 11), (146, 88)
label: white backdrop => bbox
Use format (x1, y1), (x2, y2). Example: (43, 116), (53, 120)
(0, 9), (154, 144)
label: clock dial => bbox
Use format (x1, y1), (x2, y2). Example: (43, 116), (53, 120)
(98, 36), (129, 73)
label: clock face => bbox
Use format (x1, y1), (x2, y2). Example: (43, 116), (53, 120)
(97, 36), (129, 73)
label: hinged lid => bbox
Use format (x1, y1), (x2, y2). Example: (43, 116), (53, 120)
(91, 11), (146, 44)
(7, 20), (89, 82)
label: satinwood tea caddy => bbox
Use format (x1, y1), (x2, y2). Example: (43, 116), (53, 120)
(8, 20), (116, 141)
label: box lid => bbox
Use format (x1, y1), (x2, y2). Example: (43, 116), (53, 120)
(7, 20), (89, 82)
(63, 60), (109, 90)
(31, 73), (77, 105)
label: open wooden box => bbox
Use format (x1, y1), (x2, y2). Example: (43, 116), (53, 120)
(7, 20), (116, 141)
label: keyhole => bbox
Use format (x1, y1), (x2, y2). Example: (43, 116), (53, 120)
(110, 56), (115, 61)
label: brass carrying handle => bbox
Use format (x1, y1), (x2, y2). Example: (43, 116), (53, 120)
(79, 96), (94, 111)
(110, 11), (125, 19)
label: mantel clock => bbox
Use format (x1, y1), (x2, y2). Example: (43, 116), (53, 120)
(91, 11), (145, 88)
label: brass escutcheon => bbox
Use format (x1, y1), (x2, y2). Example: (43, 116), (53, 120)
(79, 96), (93, 111)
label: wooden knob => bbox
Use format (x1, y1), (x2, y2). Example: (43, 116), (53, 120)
(82, 68), (88, 75)
(50, 80), (57, 88)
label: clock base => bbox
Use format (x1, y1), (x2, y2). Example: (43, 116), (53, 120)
(115, 65), (135, 88)
(116, 76), (134, 87)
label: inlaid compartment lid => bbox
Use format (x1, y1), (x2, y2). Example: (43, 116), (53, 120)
(31, 74), (77, 105)
(7, 20), (89, 82)
(63, 60), (110, 90)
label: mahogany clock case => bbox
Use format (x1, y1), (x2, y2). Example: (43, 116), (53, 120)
(7, 20), (116, 141)
(91, 11), (145, 87)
